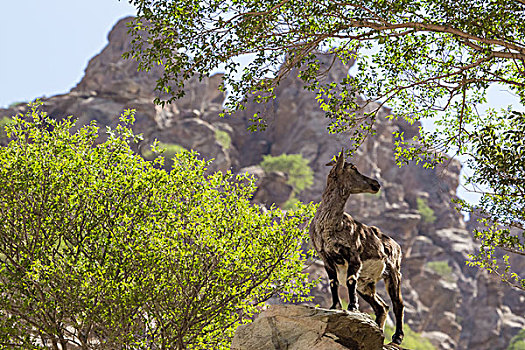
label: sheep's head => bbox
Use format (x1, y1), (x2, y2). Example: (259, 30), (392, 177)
(326, 150), (380, 195)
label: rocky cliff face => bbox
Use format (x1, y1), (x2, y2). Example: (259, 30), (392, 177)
(1, 17), (523, 350)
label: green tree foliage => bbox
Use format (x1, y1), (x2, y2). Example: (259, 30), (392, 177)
(507, 329), (525, 350)
(215, 129), (231, 150)
(125, 0), (525, 149)
(0, 103), (316, 349)
(146, 141), (186, 158)
(125, 0), (525, 290)
(259, 153), (314, 194)
(142, 141), (186, 169)
(460, 110), (525, 290)
(416, 197), (436, 224)
(0, 116), (12, 143)
(259, 154), (313, 209)
(426, 260), (455, 282)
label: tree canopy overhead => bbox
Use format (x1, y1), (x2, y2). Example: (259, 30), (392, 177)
(126, 0), (524, 145)
(125, 0), (525, 290)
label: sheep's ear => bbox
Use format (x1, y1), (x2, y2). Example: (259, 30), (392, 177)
(335, 148), (345, 174)
(326, 149), (346, 169)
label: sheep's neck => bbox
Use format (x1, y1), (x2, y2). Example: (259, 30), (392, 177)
(317, 184), (351, 228)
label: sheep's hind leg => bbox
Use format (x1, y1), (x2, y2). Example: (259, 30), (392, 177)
(385, 269), (404, 345)
(358, 283), (389, 328)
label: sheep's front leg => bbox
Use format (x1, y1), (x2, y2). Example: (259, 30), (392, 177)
(325, 264), (342, 309)
(346, 258), (362, 312)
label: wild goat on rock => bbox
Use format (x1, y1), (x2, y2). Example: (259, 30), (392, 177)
(309, 150), (405, 345)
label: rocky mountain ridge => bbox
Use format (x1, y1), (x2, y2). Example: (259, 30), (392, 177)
(1, 16), (524, 350)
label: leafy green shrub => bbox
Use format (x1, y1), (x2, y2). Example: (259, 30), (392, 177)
(215, 128), (231, 149)
(0, 116), (11, 128)
(507, 329), (525, 350)
(259, 153), (314, 194)
(0, 103), (315, 349)
(426, 260), (455, 282)
(142, 141), (186, 160)
(283, 196), (300, 210)
(0, 116), (12, 140)
(417, 197), (436, 223)
(384, 323), (436, 350)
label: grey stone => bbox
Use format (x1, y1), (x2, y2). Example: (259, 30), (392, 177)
(231, 305), (385, 350)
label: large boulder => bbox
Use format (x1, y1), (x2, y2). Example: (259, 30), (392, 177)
(231, 304), (404, 350)
(239, 166), (294, 208)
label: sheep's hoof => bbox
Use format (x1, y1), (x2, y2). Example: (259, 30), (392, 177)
(391, 333), (404, 345)
(329, 303), (341, 310)
(347, 304), (358, 312)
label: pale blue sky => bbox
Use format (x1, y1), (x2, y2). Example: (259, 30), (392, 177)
(0, 0), (136, 108)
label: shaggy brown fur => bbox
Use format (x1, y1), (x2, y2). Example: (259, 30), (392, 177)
(309, 150), (405, 345)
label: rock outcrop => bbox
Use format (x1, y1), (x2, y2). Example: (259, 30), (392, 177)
(231, 305), (397, 350)
(240, 166), (294, 208)
(1, 16), (523, 350)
